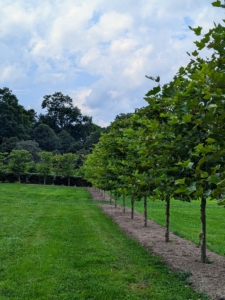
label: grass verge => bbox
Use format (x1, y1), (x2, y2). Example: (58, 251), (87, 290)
(115, 194), (225, 256)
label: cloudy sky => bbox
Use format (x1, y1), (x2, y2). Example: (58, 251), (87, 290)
(0, 0), (224, 126)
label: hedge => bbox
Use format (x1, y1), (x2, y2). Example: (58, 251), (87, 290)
(0, 173), (91, 187)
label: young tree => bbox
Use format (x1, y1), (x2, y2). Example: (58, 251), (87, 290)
(36, 152), (53, 185)
(8, 150), (31, 183)
(60, 153), (78, 186)
(52, 154), (62, 176)
(0, 152), (7, 176)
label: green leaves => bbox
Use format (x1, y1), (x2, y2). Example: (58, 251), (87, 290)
(189, 26), (202, 36)
(192, 50), (199, 57)
(175, 186), (188, 194)
(145, 75), (160, 82)
(207, 175), (221, 184)
(145, 86), (161, 97)
(175, 178), (186, 185)
(205, 138), (216, 144)
(212, 0), (221, 7)
(182, 114), (192, 123)
(194, 144), (216, 155)
(176, 159), (194, 169)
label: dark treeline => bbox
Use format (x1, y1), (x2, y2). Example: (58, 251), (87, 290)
(0, 87), (106, 166)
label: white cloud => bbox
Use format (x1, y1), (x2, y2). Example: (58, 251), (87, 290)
(71, 88), (93, 116)
(110, 39), (137, 54)
(87, 11), (133, 43)
(0, 0), (224, 126)
(0, 64), (28, 85)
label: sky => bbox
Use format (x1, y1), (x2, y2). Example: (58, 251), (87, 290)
(0, 0), (224, 127)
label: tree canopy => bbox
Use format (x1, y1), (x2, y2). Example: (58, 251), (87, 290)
(39, 92), (94, 141)
(0, 89), (104, 157)
(0, 88), (35, 143)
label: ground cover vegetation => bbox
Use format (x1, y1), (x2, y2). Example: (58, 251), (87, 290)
(0, 183), (209, 299)
(82, 1), (225, 263)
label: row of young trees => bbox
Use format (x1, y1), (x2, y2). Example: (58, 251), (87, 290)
(82, 1), (225, 263)
(0, 150), (78, 186)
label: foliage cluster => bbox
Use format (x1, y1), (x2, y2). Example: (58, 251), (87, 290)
(0, 89), (105, 162)
(82, 1), (225, 263)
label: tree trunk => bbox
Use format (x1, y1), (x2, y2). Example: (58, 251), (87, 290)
(131, 197), (134, 219)
(144, 196), (147, 227)
(200, 196), (207, 263)
(165, 195), (170, 242)
(123, 194), (126, 213)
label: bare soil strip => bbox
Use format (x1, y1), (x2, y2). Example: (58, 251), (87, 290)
(87, 187), (225, 300)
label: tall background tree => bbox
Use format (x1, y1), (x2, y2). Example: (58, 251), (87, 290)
(39, 92), (93, 141)
(0, 88), (36, 143)
(32, 124), (61, 152)
(0, 88), (104, 160)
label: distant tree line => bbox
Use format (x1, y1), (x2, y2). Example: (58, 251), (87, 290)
(0, 149), (90, 186)
(0, 88), (106, 169)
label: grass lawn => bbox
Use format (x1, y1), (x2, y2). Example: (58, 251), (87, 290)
(116, 195), (225, 256)
(0, 183), (209, 299)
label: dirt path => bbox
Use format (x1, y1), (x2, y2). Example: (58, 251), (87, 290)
(87, 187), (225, 300)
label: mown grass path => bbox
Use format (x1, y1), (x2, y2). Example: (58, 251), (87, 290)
(0, 184), (209, 299)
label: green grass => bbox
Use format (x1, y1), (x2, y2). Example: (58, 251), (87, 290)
(0, 183), (209, 299)
(116, 195), (225, 256)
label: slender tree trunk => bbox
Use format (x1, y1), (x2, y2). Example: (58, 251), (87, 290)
(200, 196), (207, 263)
(144, 196), (147, 227)
(131, 197), (134, 219)
(165, 194), (170, 242)
(123, 194), (126, 213)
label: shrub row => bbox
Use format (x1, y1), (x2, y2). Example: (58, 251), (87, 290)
(0, 173), (92, 187)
